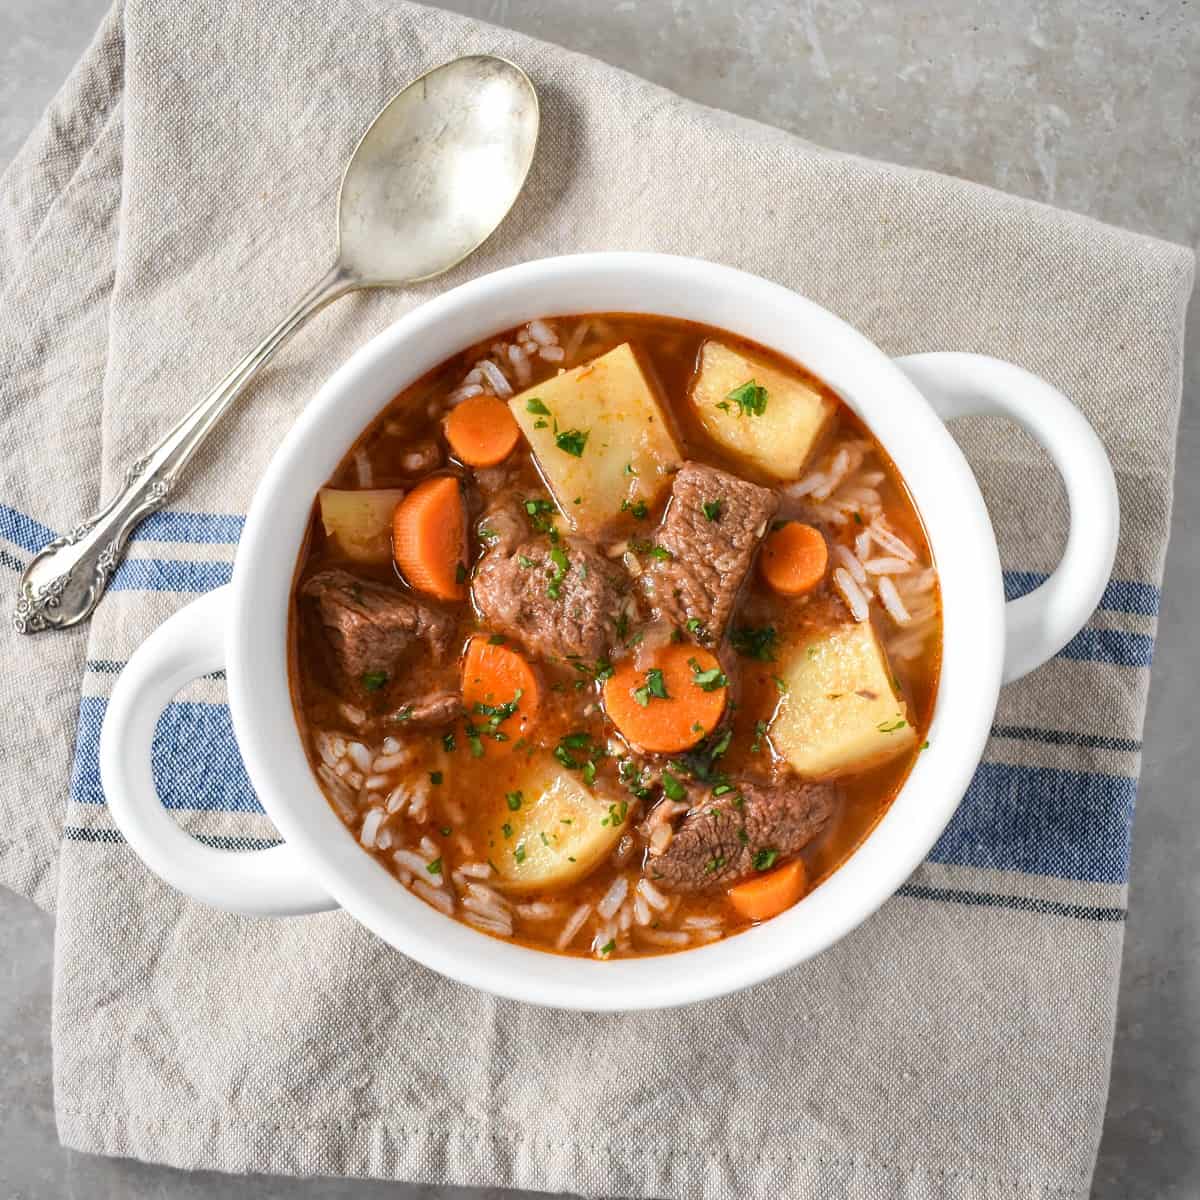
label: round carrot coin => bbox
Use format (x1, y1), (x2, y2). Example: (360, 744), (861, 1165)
(602, 642), (727, 754)
(443, 395), (522, 467)
(759, 521), (828, 595)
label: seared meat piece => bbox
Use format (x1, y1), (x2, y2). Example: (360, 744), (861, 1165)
(644, 462), (779, 642)
(393, 690), (463, 728)
(651, 776), (834, 893)
(477, 497), (529, 556)
(303, 568), (455, 683)
(472, 536), (626, 661)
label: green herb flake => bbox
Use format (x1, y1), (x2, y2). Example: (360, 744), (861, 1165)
(773, 675), (789, 694)
(361, 669), (389, 692)
(525, 397), (551, 415)
(506, 790), (523, 812)
(501, 822), (513, 839)
(429, 771), (443, 786)
(704, 855), (726, 874)
(647, 668), (669, 699)
(753, 848), (779, 872)
(582, 761), (597, 786)
(725, 379), (768, 417)
(712, 783), (733, 797)
(921, 739), (930, 750)
(661, 770), (687, 802)
(426, 857), (443, 875)
(623, 462), (637, 476)
(689, 658), (728, 692)
(514, 843), (527, 865)
(440, 825), (453, 837)
(442, 732), (457, 752)
(649, 544), (673, 561)
(621, 498), (649, 520)
(392, 706), (413, 723)
(731, 624), (778, 662)
(518, 554), (536, 568)
(555, 428), (589, 457)
(454, 562), (467, 585)
(751, 719), (769, 754)
(488, 633), (507, 645)
(547, 543), (570, 600)
(599, 939), (616, 956)
(702, 499), (723, 522)
(878, 717), (908, 733)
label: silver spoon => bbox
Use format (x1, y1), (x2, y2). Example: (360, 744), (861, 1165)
(14, 55), (539, 634)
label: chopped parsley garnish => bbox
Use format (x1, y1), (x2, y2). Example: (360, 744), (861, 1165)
(488, 633), (507, 645)
(440, 825), (452, 837)
(623, 462), (637, 475)
(649, 544), (673, 561)
(524, 498), (557, 536)
(534, 419), (549, 429)
(853, 512), (864, 525)
(426, 857), (443, 875)
(600, 800), (629, 827)
(472, 691), (522, 732)
(525, 397), (551, 415)
(725, 378), (768, 417)
(878, 718), (908, 733)
(615, 611), (630, 640)
(633, 667), (670, 707)
(583, 761), (597, 786)
(661, 770), (687, 802)
(685, 617), (708, 642)
(547, 544), (570, 599)
(442, 732), (456, 752)
(572, 657), (614, 683)
(599, 939), (616, 956)
(618, 758), (653, 800)
(478, 525), (497, 543)
(688, 658), (728, 691)
(454, 562), (467, 585)
(753, 848), (779, 872)
(518, 554), (536, 568)
(465, 724), (485, 757)
(712, 783), (733, 797)
(750, 720), (769, 754)
(701, 499), (723, 522)
(391, 706), (413, 723)
(361, 669), (388, 692)
(737, 828), (750, 845)
(506, 790), (523, 811)
(555, 428), (589, 457)
(773, 675), (789, 694)
(731, 624), (778, 662)
(708, 729), (733, 759)
(704, 855), (726, 874)
(540, 832), (551, 846)
(429, 771), (443, 785)
(921, 739), (930, 750)
(514, 843), (527, 864)
(621, 498), (649, 519)
(501, 822), (513, 838)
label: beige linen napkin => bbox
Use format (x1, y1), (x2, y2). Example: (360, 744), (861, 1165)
(0, 1), (1193, 1196)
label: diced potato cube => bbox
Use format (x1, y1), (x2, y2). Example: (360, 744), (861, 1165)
(509, 343), (683, 533)
(688, 340), (836, 481)
(483, 757), (629, 892)
(771, 622), (916, 778)
(318, 488), (405, 563)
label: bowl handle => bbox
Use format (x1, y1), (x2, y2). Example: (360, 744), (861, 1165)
(894, 352), (1120, 683)
(99, 585), (336, 914)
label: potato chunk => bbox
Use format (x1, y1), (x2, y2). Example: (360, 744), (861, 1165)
(771, 622), (916, 778)
(509, 343), (683, 533)
(688, 341), (835, 481)
(483, 757), (629, 892)
(318, 488), (405, 563)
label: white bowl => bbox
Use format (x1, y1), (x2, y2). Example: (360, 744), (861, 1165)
(100, 253), (1119, 1011)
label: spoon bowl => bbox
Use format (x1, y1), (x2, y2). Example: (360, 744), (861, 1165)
(338, 55), (539, 284)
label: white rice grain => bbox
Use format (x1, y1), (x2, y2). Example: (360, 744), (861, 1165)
(878, 576), (912, 625)
(516, 901), (563, 921)
(371, 750), (410, 772)
(539, 345), (565, 363)
(622, 550), (642, 577)
(393, 848), (431, 876)
(832, 544), (867, 583)
(637, 878), (670, 911)
(345, 741), (373, 772)
(787, 470), (827, 499)
(464, 911), (513, 937)
(507, 343), (533, 386)
(528, 318), (557, 346)
(597, 874), (629, 919)
(869, 520), (916, 562)
(457, 861), (493, 880)
(637, 928), (690, 948)
(419, 835), (439, 859)
(338, 703), (367, 729)
(446, 383), (484, 406)
(381, 735), (403, 754)
(681, 914), (724, 930)
(353, 449), (373, 487)
(359, 808), (385, 848)
(557, 903), (593, 950)
(634, 894), (652, 925)
(833, 566), (870, 622)
(478, 358), (513, 398)
(863, 556), (911, 576)
(411, 878), (454, 915)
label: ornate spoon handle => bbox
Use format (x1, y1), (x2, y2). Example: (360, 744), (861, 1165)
(13, 264), (357, 634)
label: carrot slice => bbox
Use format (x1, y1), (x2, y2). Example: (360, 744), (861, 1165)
(602, 642), (727, 754)
(391, 475), (467, 601)
(727, 859), (807, 922)
(443, 395), (522, 468)
(759, 521), (828, 595)
(462, 635), (541, 755)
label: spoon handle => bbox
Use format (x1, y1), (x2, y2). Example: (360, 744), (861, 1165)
(13, 263), (358, 634)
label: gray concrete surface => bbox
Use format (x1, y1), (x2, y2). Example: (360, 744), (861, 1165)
(1, 1), (1197, 1197)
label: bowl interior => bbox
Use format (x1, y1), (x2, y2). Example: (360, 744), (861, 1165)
(228, 253), (1004, 1010)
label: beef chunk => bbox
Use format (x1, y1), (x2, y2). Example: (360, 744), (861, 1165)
(303, 568), (454, 683)
(393, 690), (463, 728)
(477, 497), (529, 556)
(472, 536), (626, 661)
(644, 462), (778, 642)
(651, 776), (834, 893)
